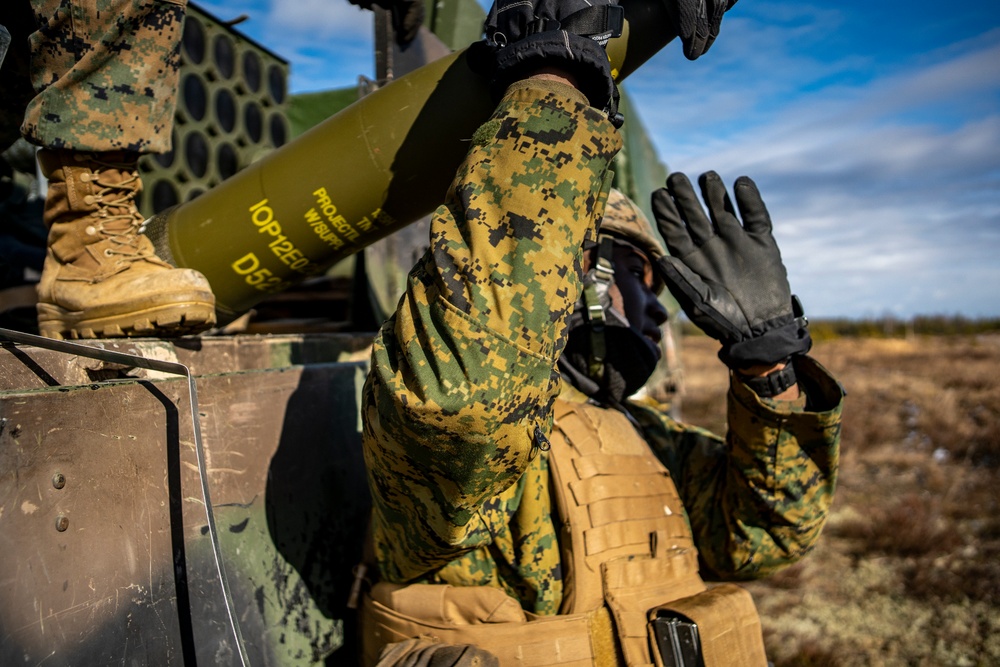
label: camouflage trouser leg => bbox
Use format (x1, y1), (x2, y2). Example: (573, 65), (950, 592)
(3, 0), (186, 154)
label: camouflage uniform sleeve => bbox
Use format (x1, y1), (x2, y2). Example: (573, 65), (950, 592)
(362, 79), (621, 583)
(635, 355), (845, 579)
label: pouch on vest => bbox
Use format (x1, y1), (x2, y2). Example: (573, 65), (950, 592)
(372, 582), (528, 625)
(648, 584), (766, 667)
(361, 582), (619, 666)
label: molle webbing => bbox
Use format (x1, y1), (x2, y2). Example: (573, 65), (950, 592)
(549, 399), (707, 665)
(549, 398), (700, 619)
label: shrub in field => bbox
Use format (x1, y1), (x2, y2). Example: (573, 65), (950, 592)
(902, 545), (1000, 605)
(830, 492), (961, 559)
(680, 333), (1000, 666)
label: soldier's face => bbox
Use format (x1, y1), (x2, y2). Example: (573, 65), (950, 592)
(588, 242), (669, 355)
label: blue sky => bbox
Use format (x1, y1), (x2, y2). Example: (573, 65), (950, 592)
(197, 0), (1000, 318)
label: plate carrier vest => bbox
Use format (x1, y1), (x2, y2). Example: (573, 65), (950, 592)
(361, 397), (768, 666)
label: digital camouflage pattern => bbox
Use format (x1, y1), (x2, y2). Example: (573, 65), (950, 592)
(1, 0), (185, 154)
(627, 356), (843, 580)
(363, 78), (844, 616)
(363, 79), (620, 615)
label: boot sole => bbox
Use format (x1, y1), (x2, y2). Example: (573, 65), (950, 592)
(37, 300), (217, 340)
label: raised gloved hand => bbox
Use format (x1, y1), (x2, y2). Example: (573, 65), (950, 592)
(480, 0), (625, 125)
(663, 0), (739, 60)
(650, 171), (811, 369)
(348, 0), (425, 46)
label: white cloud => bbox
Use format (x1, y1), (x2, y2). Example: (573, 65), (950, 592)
(262, 0), (376, 92)
(196, 0), (377, 92)
(264, 0), (371, 39)
(623, 14), (1000, 318)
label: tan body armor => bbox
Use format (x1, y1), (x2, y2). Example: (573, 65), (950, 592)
(362, 398), (767, 666)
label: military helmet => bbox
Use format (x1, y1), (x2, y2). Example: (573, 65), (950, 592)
(600, 188), (665, 261)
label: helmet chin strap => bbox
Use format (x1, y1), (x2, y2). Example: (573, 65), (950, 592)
(580, 237), (618, 379)
(564, 237), (659, 405)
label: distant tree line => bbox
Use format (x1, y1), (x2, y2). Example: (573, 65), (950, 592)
(679, 315), (1000, 340)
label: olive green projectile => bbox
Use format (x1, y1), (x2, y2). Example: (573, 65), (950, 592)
(142, 0), (676, 320)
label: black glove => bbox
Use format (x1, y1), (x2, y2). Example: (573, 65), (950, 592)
(651, 171), (811, 368)
(480, 0), (625, 125)
(663, 0), (739, 60)
(349, 0), (425, 46)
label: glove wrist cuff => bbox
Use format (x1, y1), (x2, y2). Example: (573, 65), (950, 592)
(490, 32), (621, 126)
(737, 360), (798, 398)
(719, 318), (812, 368)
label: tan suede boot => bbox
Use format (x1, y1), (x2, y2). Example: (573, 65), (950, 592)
(36, 149), (216, 339)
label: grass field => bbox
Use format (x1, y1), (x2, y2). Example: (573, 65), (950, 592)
(677, 334), (1000, 666)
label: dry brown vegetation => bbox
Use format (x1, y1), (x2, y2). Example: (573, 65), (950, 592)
(677, 333), (1000, 666)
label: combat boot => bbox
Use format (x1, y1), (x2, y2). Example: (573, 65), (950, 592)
(36, 149), (216, 339)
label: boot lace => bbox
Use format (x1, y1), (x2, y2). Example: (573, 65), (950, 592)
(82, 160), (150, 260)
